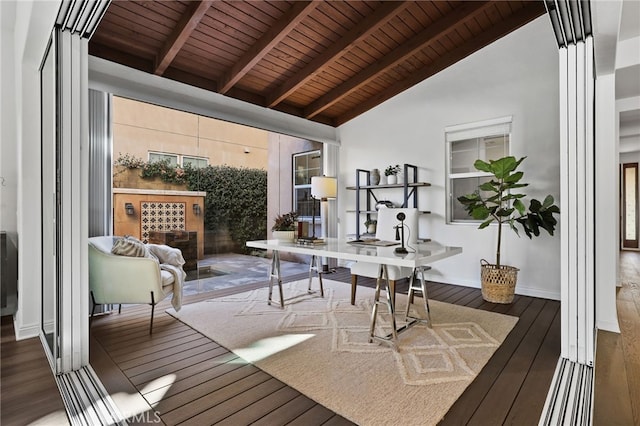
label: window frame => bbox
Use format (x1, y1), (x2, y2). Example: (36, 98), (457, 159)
(445, 116), (513, 224)
(292, 149), (322, 220)
(148, 151), (208, 168)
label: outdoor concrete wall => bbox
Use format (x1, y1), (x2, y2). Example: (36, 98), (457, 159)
(113, 189), (206, 259)
(112, 96), (269, 170)
(338, 16), (561, 300)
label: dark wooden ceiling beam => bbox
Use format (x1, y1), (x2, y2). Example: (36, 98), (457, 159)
(265, 1), (410, 108)
(218, 1), (320, 95)
(303, 1), (494, 119)
(335, 1), (547, 126)
(154, 0), (214, 76)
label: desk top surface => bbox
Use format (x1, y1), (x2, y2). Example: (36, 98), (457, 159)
(246, 238), (462, 268)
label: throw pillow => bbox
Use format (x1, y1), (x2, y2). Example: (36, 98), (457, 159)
(111, 235), (146, 257)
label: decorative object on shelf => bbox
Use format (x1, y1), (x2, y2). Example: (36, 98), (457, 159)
(369, 168), (380, 185)
(364, 219), (377, 234)
(375, 200), (394, 210)
(385, 164), (401, 185)
(350, 164), (428, 240)
(271, 211), (298, 242)
(457, 156), (560, 304)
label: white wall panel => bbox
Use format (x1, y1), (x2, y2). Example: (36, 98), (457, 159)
(338, 16), (561, 300)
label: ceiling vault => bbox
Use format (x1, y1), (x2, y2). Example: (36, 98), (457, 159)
(90, 1), (547, 127)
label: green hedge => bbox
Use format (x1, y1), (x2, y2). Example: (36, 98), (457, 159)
(186, 165), (267, 254)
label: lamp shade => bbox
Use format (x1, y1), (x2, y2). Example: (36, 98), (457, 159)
(311, 176), (337, 199)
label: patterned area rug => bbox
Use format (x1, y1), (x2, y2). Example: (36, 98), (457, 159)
(169, 279), (518, 425)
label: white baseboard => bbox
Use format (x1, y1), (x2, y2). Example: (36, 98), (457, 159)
(422, 273), (561, 301)
(15, 321), (40, 340)
(596, 319), (620, 333)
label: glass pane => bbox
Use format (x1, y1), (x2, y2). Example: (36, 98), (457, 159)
(482, 134), (508, 162)
(149, 152), (178, 165)
(450, 176), (493, 221)
(451, 139), (479, 173)
(183, 156), (207, 168)
(295, 187), (319, 217)
(293, 151), (321, 185)
(626, 166), (637, 240)
(451, 134), (509, 174)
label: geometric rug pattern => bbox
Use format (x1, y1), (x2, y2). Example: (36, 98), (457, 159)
(170, 279), (518, 425)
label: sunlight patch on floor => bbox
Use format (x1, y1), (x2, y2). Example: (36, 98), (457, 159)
(111, 374), (177, 418)
(232, 334), (315, 363)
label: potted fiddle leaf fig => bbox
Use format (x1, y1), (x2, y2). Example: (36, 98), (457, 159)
(457, 156), (560, 303)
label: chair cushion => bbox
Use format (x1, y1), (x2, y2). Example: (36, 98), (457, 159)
(112, 236), (146, 257)
(160, 269), (175, 286)
(350, 261), (413, 280)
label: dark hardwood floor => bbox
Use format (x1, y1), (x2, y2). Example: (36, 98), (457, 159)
(89, 268), (561, 425)
(0, 316), (69, 425)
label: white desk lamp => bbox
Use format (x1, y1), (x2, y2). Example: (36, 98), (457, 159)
(311, 176), (337, 271)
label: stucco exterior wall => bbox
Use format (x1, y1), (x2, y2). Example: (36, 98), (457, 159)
(112, 96), (269, 170)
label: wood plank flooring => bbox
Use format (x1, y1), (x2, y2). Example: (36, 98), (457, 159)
(0, 316), (69, 425)
(90, 268), (561, 425)
(593, 250), (640, 426)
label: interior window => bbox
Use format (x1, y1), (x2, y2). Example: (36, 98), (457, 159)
(446, 117), (512, 223)
(293, 150), (322, 218)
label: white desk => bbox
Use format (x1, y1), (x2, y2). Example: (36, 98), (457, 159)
(246, 238), (462, 346)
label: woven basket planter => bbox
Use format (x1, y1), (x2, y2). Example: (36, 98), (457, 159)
(480, 259), (519, 304)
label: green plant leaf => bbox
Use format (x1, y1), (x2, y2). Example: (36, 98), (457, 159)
(496, 207), (514, 217)
(504, 171), (524, 183)
(478, 182), (499, 192)
(513, 198), (526, 216)
(471, 205), (491, 220)
(474, 159), (492, 173)
(490, 156), (517, 179)
(479, 218), (493, 229)
(529, 199), (542, 213)
(542, 195), (555, 209)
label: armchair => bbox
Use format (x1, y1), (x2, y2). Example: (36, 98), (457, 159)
(349, 208), (419, 305)
(88, 236), (182, 333)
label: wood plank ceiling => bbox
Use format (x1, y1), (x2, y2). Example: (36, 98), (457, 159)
(90, 1), (546, 127)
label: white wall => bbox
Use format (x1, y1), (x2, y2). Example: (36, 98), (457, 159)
(338, 16), (561, 300)
(4, 0), (61, 338)
(1, 2), (17, 235)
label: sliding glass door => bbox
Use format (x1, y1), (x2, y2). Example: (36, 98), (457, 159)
(41, 33), (59, 367)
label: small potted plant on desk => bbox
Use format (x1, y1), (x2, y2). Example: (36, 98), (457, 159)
(364, 218), (377, 234)
(384, 164), (401, 185)
(457, 156), (560, 304)
(271, 211), (298, 242)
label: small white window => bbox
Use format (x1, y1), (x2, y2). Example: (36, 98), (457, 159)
(148, 152), (178, 166)
(148, 152), (208, 168)
(446, 116), (512, 223)
(183, 156), (208, 168)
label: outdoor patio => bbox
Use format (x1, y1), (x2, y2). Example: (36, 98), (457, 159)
(183, 253), (310, 296)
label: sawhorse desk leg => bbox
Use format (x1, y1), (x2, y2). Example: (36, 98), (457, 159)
(267, 250), (284, 308)
(308, 255), (324, 297)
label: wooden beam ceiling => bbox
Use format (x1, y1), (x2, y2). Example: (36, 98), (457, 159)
(90, 1), (547, 127)
(154, 0), (214, 76)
